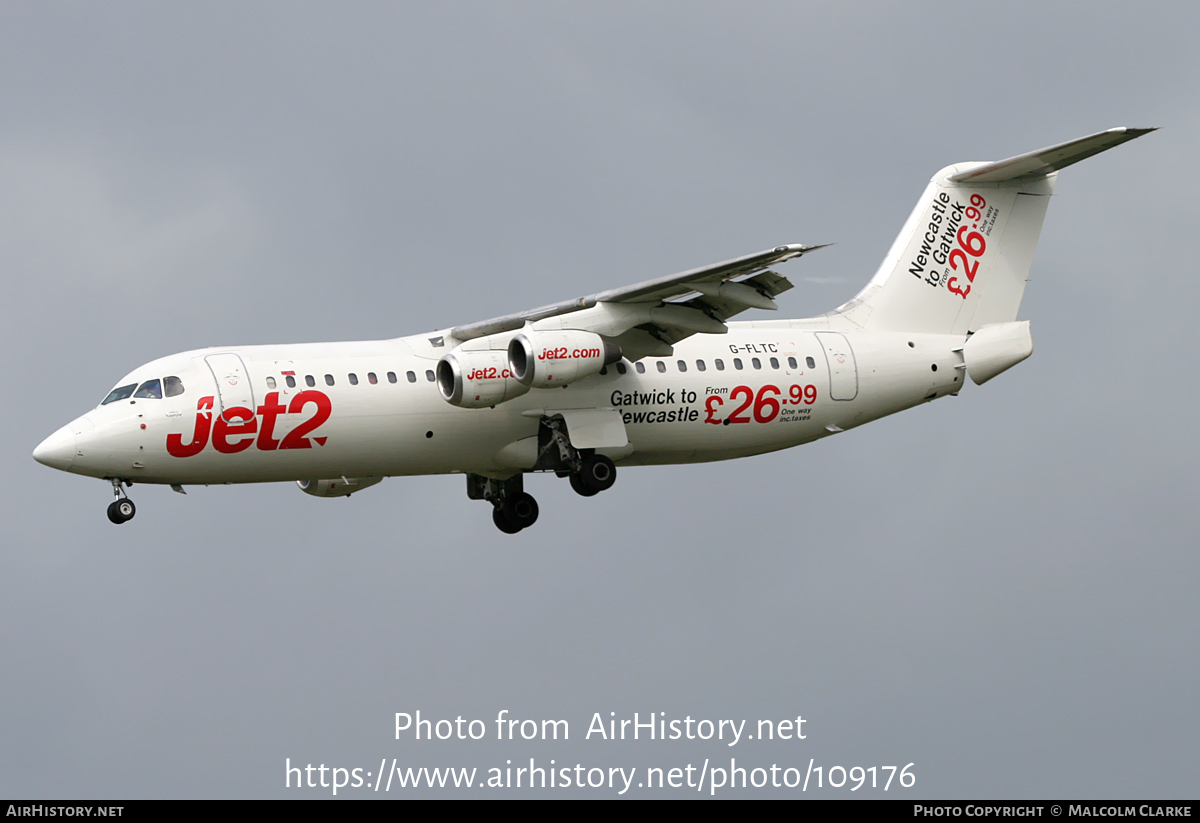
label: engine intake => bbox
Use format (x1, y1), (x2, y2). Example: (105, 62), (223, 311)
(508, 331), (622, 388)
(436, 349), (531, 408)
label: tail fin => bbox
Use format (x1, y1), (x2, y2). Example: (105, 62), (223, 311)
(834, 127), (1155, 334)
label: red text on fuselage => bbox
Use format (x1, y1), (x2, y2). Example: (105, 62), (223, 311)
(166, 391), (331, 457)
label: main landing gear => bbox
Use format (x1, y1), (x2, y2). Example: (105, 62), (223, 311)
(467, 416), (620, 534)
(538, 415), (617, 500)
(106, 478), (136, 524)
(568, 453), (617, 497)
(492, 492), (539, 534)
(468, 474), (539, 534)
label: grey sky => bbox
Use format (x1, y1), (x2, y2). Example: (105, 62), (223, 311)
(2, 1), (1196, 797)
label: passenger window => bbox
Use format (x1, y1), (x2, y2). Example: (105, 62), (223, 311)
(788, 357), (798, 369)
(305, 375), (315, 387)
(425, 370), (435, 382)
(696, 360), (706, 372)
(102, 384), (138, 405)
(325, 374), (334, 386)
(715, 359), (725, 371)
(616, 362), (627, 375)
(752, 358), (761, 370)
(266, 376), (277, 389)
(164, 376), (185, 397)
(806, 356), (816, 369)
(635, 362), (646, 374)
(368, 372), (378, 385)
(286, 376), (297, 389)
(134, 379), (163, 399)
(348, 373), (359, 385)
(677, 360), (687, 372)
(734, 358), (743, 370)
(407, 371), (417, 383)
(387, 372), (397, 383)
(656, 361), (666, 373)
(770, 357), (779, 369)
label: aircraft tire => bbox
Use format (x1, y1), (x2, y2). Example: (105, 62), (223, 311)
(569, 473), (599, 497)
(493, 506), (523, 534)
(503, 492), (539, 530)
(107, 499), (135, 524)
(577, 454), (617, 494)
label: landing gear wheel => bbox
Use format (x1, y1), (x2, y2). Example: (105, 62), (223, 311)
(107, 498), (136, 524)
(575, 454), (617, 495)
(569, 473), (599, 497)
(492, 506), (523, 534)
(502, 492), (539, 530)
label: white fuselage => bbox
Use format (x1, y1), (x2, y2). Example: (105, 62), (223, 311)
(39, 323), (966, 487)
(33, 127), (1153, 529)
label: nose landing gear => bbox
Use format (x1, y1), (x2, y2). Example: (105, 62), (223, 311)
(106, 478), (136, 524)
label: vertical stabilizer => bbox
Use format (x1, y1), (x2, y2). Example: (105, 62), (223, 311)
(832, 128), (1153, 334)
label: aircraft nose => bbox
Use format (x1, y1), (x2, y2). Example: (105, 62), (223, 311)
(33, 424), (77, 471)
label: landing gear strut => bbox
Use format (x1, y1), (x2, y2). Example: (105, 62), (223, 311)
(466, 416), (620, 534)
(107, 478), (136, 524)
(468, 474), (539, 534)
(533, 416), (618, 498)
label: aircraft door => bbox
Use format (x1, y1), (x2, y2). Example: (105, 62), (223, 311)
(204, 353), (256, 422)
(815, 332), (858, 401)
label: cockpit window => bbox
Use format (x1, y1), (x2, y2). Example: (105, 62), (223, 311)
(164, 376), (185, 397)
(134, 379), (163, 399)
(102, 384), (138, 405)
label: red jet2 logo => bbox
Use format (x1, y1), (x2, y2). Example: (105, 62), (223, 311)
(538, 346), (602, 360)
(167, 391), (331, 457)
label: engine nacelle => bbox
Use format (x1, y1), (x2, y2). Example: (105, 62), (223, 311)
(297, 476), (383, 498)
(508, 330), (622, 388)
(436, 349), (531, 408)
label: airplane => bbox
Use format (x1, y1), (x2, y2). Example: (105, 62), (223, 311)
(33, 127), (1153, 533)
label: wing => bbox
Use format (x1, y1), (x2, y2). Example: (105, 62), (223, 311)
(449, 243), (828, 359)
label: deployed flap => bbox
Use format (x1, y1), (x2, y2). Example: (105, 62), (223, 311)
(949, 127), (1156, 184)
(548, 408), (628, 449)
(449, 244), (825, 343)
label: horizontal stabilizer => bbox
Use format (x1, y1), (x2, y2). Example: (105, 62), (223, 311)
(948, 127), (1157, 184)
(832, 126), (1154, 335)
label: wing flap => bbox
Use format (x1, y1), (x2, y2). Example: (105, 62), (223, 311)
(449, 244), (824, 343)
(591, 244), (816, 304)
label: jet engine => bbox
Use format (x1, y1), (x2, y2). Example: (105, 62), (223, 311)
(508, 330), (622, 388)
(436, 349), (531, 408)
(298, 477), (384, 498)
